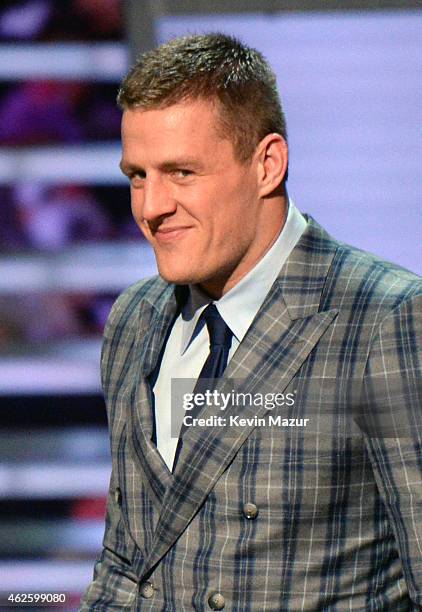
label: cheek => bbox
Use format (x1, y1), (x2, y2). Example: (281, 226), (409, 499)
(130, 188), (140, 213)
(130, 199), (151, 241)
(214, 195), (254, 242)
(130, 190), (145, 226)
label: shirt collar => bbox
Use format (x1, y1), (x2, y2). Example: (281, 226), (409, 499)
(180, 198), (307, 354)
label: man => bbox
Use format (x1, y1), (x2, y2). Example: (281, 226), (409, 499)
(81, 33), (422, 610)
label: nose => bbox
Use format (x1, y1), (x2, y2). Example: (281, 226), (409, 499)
(134, 175), (177, 224)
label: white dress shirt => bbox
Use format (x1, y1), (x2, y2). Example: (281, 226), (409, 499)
(153, 199), (307, 469)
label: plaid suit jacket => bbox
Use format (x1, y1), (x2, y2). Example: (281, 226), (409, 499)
(80, 217), (422, 611)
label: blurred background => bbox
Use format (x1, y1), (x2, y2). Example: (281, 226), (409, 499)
(0, 0), (420, 609)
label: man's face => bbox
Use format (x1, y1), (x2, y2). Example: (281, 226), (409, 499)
(120, 99), (271, 296)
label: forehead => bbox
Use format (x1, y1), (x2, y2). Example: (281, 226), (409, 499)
(121, 99), (230, 152)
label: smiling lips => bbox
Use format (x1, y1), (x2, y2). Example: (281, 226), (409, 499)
(154, 226), (192, 243)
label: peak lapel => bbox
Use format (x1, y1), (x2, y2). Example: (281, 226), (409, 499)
(142, 218), (340, 575)
(126, 284), (186, 515)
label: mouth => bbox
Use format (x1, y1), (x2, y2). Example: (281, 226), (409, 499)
(154, 226), (192, 243)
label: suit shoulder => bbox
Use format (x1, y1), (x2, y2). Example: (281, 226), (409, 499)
(104, 275), (169, 338)
(324, 238), (422, 313)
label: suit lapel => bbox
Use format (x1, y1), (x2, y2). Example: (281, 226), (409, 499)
(126, 285), (186, 518)
(142, 218), (340, 575)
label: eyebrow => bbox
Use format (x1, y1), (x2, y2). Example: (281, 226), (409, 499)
(119, 160), (141, 176)
(119, 158), (202, 175)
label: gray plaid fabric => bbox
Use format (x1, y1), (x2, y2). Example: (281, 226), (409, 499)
(80, 217), (422, 610)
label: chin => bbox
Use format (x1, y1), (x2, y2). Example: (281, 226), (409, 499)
(156, 264), (198, 286)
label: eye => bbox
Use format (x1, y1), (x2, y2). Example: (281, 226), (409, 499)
(129, 171), (146, 186)
(173, 169), (193, 178)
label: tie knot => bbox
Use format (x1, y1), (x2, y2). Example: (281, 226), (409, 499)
(202, 304), (233, 348)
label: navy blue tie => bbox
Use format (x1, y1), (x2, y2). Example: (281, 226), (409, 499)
(172, 304), (233, 471)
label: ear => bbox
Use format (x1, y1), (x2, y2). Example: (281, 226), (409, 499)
(256, 133), (288, 198)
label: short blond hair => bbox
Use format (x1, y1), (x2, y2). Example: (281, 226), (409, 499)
(117, 32), (288, 166)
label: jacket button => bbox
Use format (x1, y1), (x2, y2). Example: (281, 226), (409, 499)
(243, 502), (259, 519)
(140, 581), (154, 599)
(114, 487), (122, 505)
(208, 592), (225, 610)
